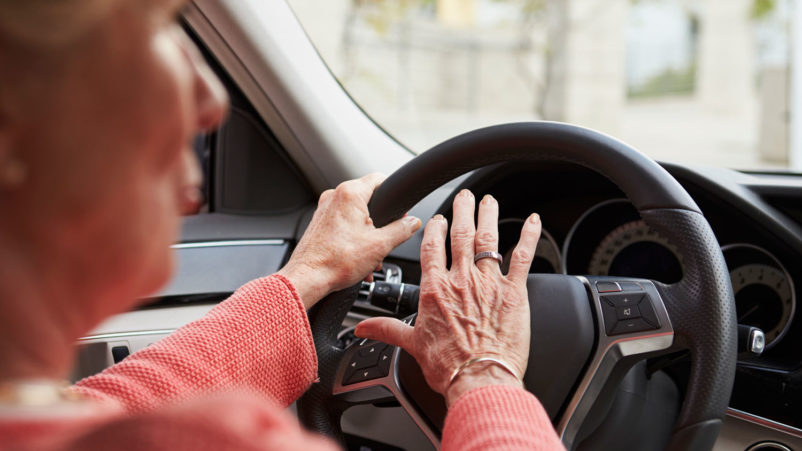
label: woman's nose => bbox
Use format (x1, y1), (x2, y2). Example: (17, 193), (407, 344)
(193, 59), (228, 132)
(174, 28), (228, 132)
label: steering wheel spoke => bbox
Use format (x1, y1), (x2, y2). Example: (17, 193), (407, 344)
(331, 339), (396, 404)
(332, 333), (443, 448)
(556, 276), (675, 449)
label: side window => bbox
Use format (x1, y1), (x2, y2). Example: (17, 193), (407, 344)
(185, 26), (315, 215)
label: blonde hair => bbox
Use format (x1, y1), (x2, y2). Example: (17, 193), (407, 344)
(0, 1), (118, 121)
(0, 1), (114, 49)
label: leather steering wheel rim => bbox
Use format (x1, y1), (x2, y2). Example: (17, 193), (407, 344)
(297, 122), (737, 450)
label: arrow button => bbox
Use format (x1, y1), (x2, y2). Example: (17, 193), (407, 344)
(344, 366), (383, 385)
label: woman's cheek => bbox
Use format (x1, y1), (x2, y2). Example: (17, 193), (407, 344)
(137, 181), (182, 297)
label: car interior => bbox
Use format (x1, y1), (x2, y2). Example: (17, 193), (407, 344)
(70, 1), (802, 450)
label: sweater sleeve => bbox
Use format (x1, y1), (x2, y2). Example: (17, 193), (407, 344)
(70, 274), (318, 412)
(60, 394), (339, 451)
(442, 385), (566, 451)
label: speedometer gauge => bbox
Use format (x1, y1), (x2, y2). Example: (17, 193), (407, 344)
(562, 199), (684, 283)
(723, 244), (796, 348)
(588, 220), (683, 284)
(498, 218), (561, 274)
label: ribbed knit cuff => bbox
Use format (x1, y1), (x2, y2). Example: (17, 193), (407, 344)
(232, 274), (319, 394)
(269, 274), (318, 377)
(442, 385), (565, 450)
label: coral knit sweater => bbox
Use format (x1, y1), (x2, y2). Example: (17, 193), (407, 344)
(0, 275), (564, 450)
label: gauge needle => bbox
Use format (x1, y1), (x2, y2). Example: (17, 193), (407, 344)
(738, 304), (759, 322)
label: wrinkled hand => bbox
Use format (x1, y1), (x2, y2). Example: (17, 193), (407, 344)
(355, 190), (541, 405)
(278, 173), (421, 309)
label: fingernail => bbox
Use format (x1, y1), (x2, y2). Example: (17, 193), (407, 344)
(459, 189), (473, 198)
(432, 214), (445, 222)
(482, 194), (495, 204)
(529, 213), (540, 223)
(404, 216), (421, 229)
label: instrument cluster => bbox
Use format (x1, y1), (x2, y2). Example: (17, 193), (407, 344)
(501, 198), (796, 350)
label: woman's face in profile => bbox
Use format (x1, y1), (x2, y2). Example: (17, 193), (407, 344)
(3, 1), (227, 313)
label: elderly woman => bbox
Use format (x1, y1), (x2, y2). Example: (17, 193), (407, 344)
(0, 1), (563, 450)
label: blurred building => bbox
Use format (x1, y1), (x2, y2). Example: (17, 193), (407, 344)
(289, 0), (793, 169)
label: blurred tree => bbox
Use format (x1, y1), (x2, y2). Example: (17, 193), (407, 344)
(751, 0), (776, 20)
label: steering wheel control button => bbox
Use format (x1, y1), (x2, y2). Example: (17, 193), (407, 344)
(344, 366), (384, 385)
(618, 281), (643, 291)
(611, 318), (654, 335)
(615, 305), (641, 321)
(596, 281), (621, 293)
(600, 292), (662, 335)
(343, 356), (368, 381)
(348, 350), (381, 372)
(358, 342), (387, 359)
(377, 346), (394, 375)
(601, 293), (643, 308)
(637, 295), (661, 328)
(601, 303), (618, 334)
(341, 340), (395, 385)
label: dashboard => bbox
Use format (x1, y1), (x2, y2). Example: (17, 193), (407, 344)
(74, 160), (802, 450)
(396, 161), (802, 434)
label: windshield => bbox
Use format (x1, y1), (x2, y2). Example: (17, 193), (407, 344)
(288, 0), (796, 171)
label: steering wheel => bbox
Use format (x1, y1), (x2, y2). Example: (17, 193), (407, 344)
(297, 122), (737, 450)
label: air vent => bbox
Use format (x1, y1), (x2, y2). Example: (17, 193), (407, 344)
(354, 263), (403, 314)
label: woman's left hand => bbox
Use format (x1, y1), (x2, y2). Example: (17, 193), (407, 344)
(353, 191), (539, 405)
(278, 173), (421, 309)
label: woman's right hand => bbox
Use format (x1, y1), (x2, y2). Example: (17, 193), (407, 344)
(277, 173), (421, 310)
(355, 189), (541, 406)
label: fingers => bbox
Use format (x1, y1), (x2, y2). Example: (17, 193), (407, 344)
(474, 194), (500, 273)
(318, 188), (335, 206)
(359, 172), (387, 188)
(355, 317), (415, 350)
(328, 173), (386, 209)
(376, 215), (422, 254)
(420, 215), (448, 274)
(450, 190), (476, 269)
(341, 172), (387, 204)
(506, 213), (541, 284)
